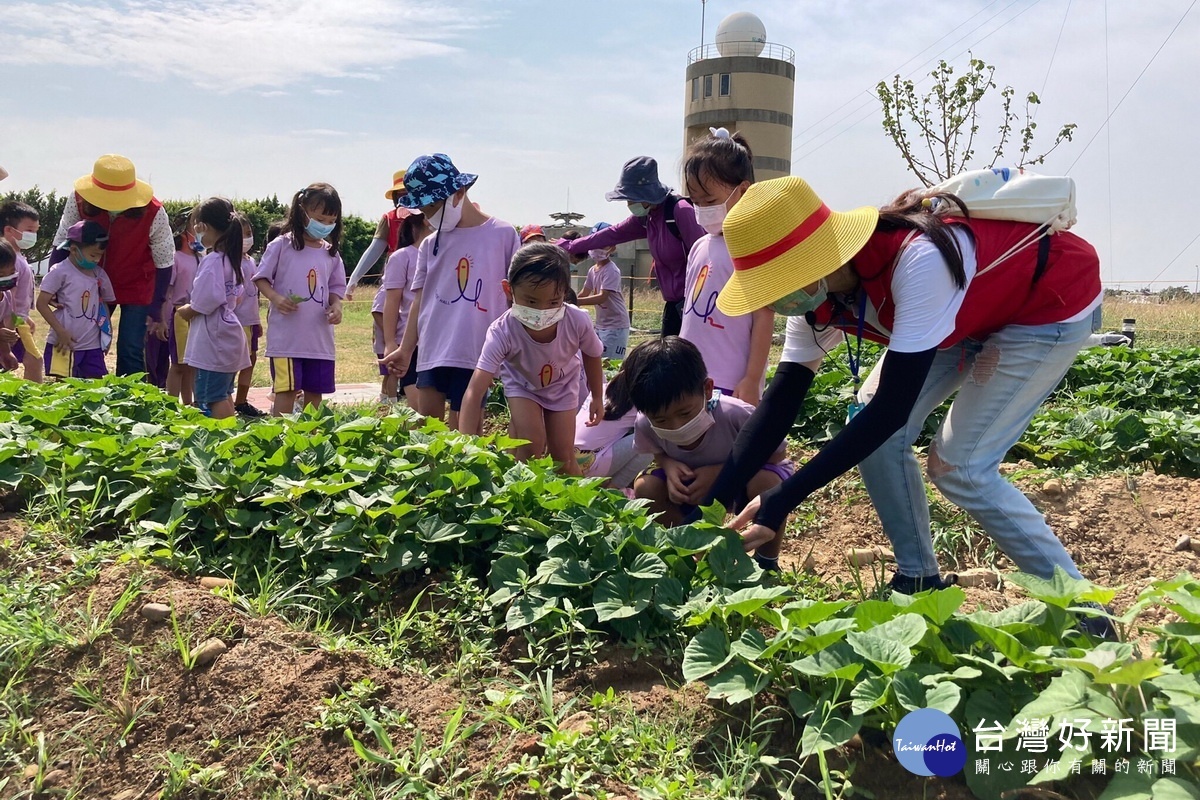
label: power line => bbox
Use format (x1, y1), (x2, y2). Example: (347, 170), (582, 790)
(1036, 0), (1074, 113)
(1066, 0), (1198, 173)
(1146, 229), (1200, 285)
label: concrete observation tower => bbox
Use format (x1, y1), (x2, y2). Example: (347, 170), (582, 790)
(684, 12), (796, 180)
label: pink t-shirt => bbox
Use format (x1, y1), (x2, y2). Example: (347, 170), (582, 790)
(477, 305), (603, 412)
(575, 402), (637, 451)
(634, 394), (785, 469)
(184, 252), (251, 374)
(170, 249), (201, 306)
(680, 235), (758, 393)
(234, 257), (261, 326)
(13, 253), (33, 321)
(582, 261), (629, 331)
(371, 245), (417, 346)
(40, 262), (116, 350)
(254, 234), (346, 360)
(412, 217), (520, 371)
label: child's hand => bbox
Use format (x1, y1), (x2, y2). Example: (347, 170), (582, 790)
(25, 318), (35, 334)
(0, 328), (17, 346)
(662, 459), (695, 506)
(728, 496), (776, 554)
(586, 394), (602, 426)
(733, 376), (762, 407)
(681, 464), (721, 505)
(0, 350), (17, 372)
(54, 335), (74, 355)
(273, 293), (300, 314)
(381, 348), (411, 377)
(150, 319), (169, 341)
(325, 304), (342, 325)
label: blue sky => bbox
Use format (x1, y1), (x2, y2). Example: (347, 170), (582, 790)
(2, 0), (1197, 286)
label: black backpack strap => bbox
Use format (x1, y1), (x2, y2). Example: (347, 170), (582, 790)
(662, 193), (683, 243)
(1032, 227), (1053, 285)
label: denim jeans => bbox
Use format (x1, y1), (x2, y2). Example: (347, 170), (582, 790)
(115, 304), (150, 377)
(856, 316), (1093, 580)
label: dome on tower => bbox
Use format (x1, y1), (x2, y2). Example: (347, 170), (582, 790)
(715, 12), (767, 57)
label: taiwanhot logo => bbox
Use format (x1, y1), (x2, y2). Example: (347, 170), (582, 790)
(893, 709), (967, 777)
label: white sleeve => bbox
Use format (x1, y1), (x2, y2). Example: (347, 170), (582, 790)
(53, 200), (81, 246)
(149, 208), (175, 268)
(887, 228), (977, 353)
(348, 238), (388, 287)
(780, 315), (842, 365)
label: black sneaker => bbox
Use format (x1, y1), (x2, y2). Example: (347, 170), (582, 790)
(754, 553), (781, 573)
(888, 572), (959, 594)
(235, 402), (266, 418)
(1075, 601), (1119, 641)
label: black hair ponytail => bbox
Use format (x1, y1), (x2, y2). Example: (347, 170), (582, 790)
(874, 190), (970, 289)
(191, 197), (244, 285)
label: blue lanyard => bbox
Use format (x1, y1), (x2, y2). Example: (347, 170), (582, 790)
(846, 291), (867, 392)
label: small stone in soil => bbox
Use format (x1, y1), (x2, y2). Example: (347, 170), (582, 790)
(559, 711), (593, 734)
(957, 569), (1001, 589)
(1176, 535), (1193, 552)
(189, 638), (228, 668)
(22, 764), (36, 780)
(112, 791), (138, 800)
(1042, 478), (1064, 497)
(41, 769), (68, 788)
(198, 576), (234, 590)
(139, 602), (171, 622)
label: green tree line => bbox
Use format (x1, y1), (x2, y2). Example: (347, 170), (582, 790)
(1, 187), (381, 281)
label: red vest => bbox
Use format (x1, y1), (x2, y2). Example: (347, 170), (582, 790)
(385, 208), (406, 253)
(811, 218), (1101, 348)
(76, 193), (163, 305)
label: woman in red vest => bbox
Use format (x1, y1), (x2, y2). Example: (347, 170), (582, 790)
(345, 170), (417, 298)
(52, 155), (174, 377)
(700, 177), (1110, 633)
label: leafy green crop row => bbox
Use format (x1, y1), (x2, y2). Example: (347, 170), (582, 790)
(681, 571), (1200, 799)
(791, 344), (1200, 476)
(0, 375), (760, 643)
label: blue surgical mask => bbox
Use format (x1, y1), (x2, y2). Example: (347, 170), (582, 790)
(305, 217), (336, 240)
(0, 276), (16, 291)
(771, 279), (828, 316)
(627, 202), (650, 218)
(74, 251), (100, 271)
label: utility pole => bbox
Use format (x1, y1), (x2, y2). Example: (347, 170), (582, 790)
(701, 0), (707, 48)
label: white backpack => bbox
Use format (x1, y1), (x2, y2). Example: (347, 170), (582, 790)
(923, 168), (1077, 276)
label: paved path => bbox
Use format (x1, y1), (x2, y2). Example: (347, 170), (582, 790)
(243, 382), (383, 411)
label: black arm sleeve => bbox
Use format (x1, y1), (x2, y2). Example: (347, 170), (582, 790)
(148, 268), (172, 322)
(705, 361), (816, 510)
(753, 347), (939, 531)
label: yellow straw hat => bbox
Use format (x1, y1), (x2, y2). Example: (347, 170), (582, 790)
(717, 176), (879, 316)
(74, 154), (154, 211)
(384, 170), (407, 200)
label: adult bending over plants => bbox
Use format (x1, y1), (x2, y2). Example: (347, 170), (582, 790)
(701, 177), (1107, 630)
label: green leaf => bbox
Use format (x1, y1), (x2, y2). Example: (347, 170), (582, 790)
(924, 681), (962, 715)
(781, 599), (850, 629)
(790, 642), (863, 681)
(799, 704), (862, 758)
(847, 630), (913, 675)
(904, 586), (966, 626)
(624, 552), (668, 580)
(721, 585), (793, 618)
(704, 662), (768, 704)
(1007, 567), (1117, 608)
(592, 573), (653, 622)
(682, 626), (732, 682)
(869, 613), (928, 648)
(891, 671), (927, 712)
(850, 675), (891, 715)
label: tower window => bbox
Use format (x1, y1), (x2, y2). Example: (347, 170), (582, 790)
(692, 77), (699, 101)
(703, 74), (713, 98)
(719, 73), (731, 96)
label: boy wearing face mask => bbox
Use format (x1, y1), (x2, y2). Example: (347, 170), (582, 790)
(575, 222), (630, 362)
(36, 221), (116, 379)
(0, 202), (44, 382)
(623, 337), (793, 568)
(380, 154), (521, 431)
(0, 241), (23, 371)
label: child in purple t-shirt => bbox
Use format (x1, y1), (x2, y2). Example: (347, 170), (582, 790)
(36, 221), (115, 380)
(0, 200), (45, 382)
(372, 214), (428, 406)
(177, 198), (251, 419)
(460, 243), (604, 475)
(254, 183), (346, 415)
(0, 240), (22, 371)
(679, 129), (774, 406)
(621, 337), (793, 566)
(576, 225), (631, 361)
(165, 229), (202, 405)
(574, 361), (653, 490)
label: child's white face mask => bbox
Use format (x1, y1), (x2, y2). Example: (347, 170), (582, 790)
(651, 403), (715, 446)
(510, 303), (565, 331)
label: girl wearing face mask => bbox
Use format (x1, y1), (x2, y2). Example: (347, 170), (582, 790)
(701, 177), (1107, 621)
(575, 222), (630, 362)
(616, 337), (792, 550)
(459, 243), (605, 476)
(36, 221), (116, 379)
(253, 183), (346, 416)
(679, 128), (774, 407)
(161, 216), (203, 404)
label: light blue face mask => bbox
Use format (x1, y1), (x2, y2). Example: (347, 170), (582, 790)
(305, 218), (336, 240)
(770, 279), (828, 316)
(627, 202), (651, 218)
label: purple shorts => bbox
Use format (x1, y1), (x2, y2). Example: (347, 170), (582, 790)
(168, 310), (187, 366)
(643, 460), (794, 515)
(243, 325), (260, 358)
(270, 357), (335, 395)
(12, 339), (24, 361)
(44, 345), (108, 379)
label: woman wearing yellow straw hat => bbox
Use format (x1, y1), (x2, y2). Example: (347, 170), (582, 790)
(51, 155), (174, 377)
(701, 176), (1110, 632)
(345, 169), (419, 299)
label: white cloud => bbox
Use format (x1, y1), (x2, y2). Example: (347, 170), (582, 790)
(0, 0), (492, 91)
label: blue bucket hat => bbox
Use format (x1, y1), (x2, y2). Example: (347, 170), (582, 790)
(398, 154), (478, 209)
(604, 156), (671, 205)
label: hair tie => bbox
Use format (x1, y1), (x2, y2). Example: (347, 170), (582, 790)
(709, 127), (731, 140)
(229, 210), (237, 221)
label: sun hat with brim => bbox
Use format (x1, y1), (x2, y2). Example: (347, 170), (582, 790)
(519, 224), (545, 242)
(384, 169), (407, 201)
(74, 154), (154, 211)
(716, 176), (880, 317)
(604, 156), (671, 205)
(397, 154), (478, 210)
